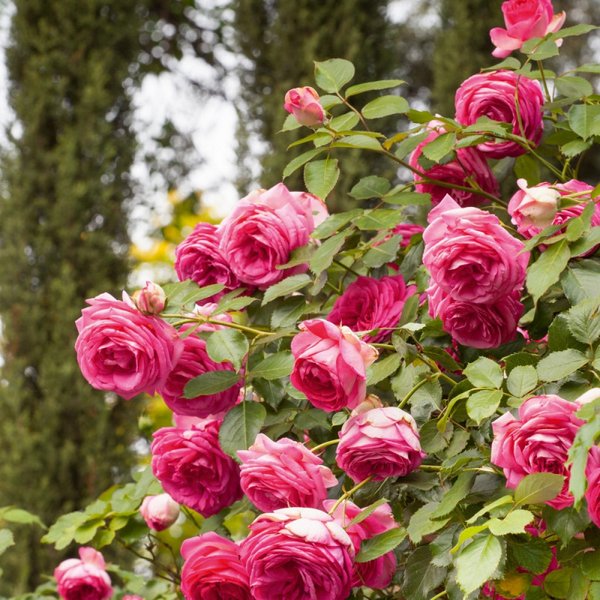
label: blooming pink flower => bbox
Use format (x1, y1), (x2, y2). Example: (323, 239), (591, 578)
(132, 281), (166, 315)
(181, 532), (251, 600)
(284, 87), (325, 127)
(75, 293), (182, 400)
(240, 507), (354, 600)
(490, 0), (566, 59)
(585, 445), (600, 527)
(327, 275), (416, 343)
(290, 318), (378, 412)
(139, 493), (180, 531)
(151, 418), (242, 517)
(291, 190), (329, 227)
(237, 434), (337, 512)
(54, 547), (112, 600)
(455, 70), (544, 159)
(491, 395), (585, 509)
(392, 223), (425, 247)
(122, 596), (143, 600)
(337, 406), (425, 482)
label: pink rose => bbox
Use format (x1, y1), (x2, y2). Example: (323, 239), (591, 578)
(585, 445), (600, 527)
(327, 275), (417, 343)
(158, 324), (241, 418)
(237, 433), (337, 512)
(291, 190), (329, 227)
(181, 532), (251, 600)
(122, 596), (143, 600)
(392, 223), (424, 247)
(283, 87), (325, 127)
(423, 195), (529, 304)
(409, 127), (499, 206)
(455, 70), (544, 158)
(132, 281), (166, 315)
(240, 507), (354, 600)
(290, 318), (378, 412)
(336, 406), (425, 482)
(219, 183), (323, 289)
(151, 418), (242, 517)
(75, 293), (182, 400)
(139, 493), (180, 531)
(490, 0), (566, 59)
(175, 222), (241, 302)
(54, 547), (112, 600)
(491, 395), (585, 509)
(323, 499), (397, 589)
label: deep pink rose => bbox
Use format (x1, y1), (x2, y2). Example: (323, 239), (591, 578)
(337, 406), (425, 482)
(323, 499), (397, 589)
(54, 547), (112, 600)
(409, 127), (499, 206)
(327, 275), (417, 343)
(284, 87), (325, 127)
(240, 507), (354, 600)
(139, 493), (180, 531)
(175, 222), (241, 302)
(585, 445), (600, 527)
(490, 0), (566, 58)
(158, 324), (241, 418)
(392, 223), (424, 247)
(423, 195), (529, 304)
(181, 532), (251, 600)
(491, 395), (585, 509)
(290, 318), (378, 412)
(75, 293), (182, 400)
(428, 285), (524, 349)
(455, 70), (544, 158)
(151, 418), (242, 517)
(219, 183), (323, 289)
(237, 433), (337, 512)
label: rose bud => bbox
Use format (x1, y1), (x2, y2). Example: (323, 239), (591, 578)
(54, 547), (112, 600)
(132, 281), (167, 315)
(283, 86), (325, 127)
(140, 493), (180, 531)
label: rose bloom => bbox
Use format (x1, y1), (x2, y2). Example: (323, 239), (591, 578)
(392, 222), (424, 248)
(54, 547), (112, 600)
(290, 318), (378, 412)
(140, 493), (180, 531)
(240, 507), (354, 600)
(151, 418), (242, 517)
(428, 284), (524, 349)
(219, 183), (325, 289)
(158, 324), (241, 418)
(237, 433), (337, 512)
(75, 293), (182, 400)
(490, 0), (566, 58)
(327, 275), (416, 343)
(409, 128), (499, 206)
(455, 70), (544, 158)
(585, 445), (600, 527)
(324, 499), (397, 589)
(337, 406), (425, 482)
(122, 597), (143, 600)
(491, 395), (585, 509)
(284, 86), (326, 127)
(181, 532), (251, 600)
(175, 222), (241, 302)
(423, 195), (529, 304)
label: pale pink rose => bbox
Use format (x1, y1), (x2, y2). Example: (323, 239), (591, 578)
(237, 433), (337, 512)
(132, 281), (166, 315)
(181, 532), (251, 600)
(336, 407), (425, 482)
(284, 87), (325, 127)
(219, 184), (316, 289)
(139, 493), (180, 531)
(54, 547), (112, 600)
(423, 195), (529, 304)
(327, 275), (416, 343)
(585, 445), (600, 527)
(323, 499), (397, 589)
(290, 318), (378, 412)
(175, 222), (241, 301)
(151, 418), (242, 517)
(158, 324), (241, 418)
(75, 293), (182, 400)
(291, 190), (329, 227)
(240, 507), (354, 600)
(455, 70), (544, 158)
(491, 395), (585, 509)
(490, 0), (566, 58)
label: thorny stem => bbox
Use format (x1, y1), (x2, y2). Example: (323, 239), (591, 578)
(162, 314), (271, 337)
(311, 438), (341, 453)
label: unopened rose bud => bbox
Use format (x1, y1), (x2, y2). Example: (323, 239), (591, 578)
(132, 281), (166, 315)
(283, 87), (325, 127)
(140, 493), (180, 531)
(515, 179), (560, 228)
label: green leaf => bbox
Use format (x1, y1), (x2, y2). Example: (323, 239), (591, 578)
(347, 498), (390, 528)
(466, 495), (514, 525)
(544, 568), (574, 599)
(526, 239), (570, 303)
(314, 58), (355, 93)
(567, 104), (600, 141)
(311, 209), (361, 240)
(511, 537), (552, 574)
(328, 111), (359, 132)
(456, 535), (503, 594)
(346, 79), (404, 97)
(383, 191), (431, 206)
(566, 297), (600, 345)
(251, 352), (294, 381)
(304, 159), (340, 200)
(0, 507), (45, 529)
(555, 76), (594, 98)
(261, 274), (311, 306)
(334, 134), (383, 151)
(362, 95), (409, 119)
(522, 38), (559, 60)
(162, 280), (224, 310)
(464, 357), (503, 389)
(355, 527), (407, 562)
(362, 235), (401, 268)
(551, 24), (598, 39)
(74, 518), (104, 544)
(353, 209), (404, 231)
(402, 546), (447, 600)
(561, 139), (592, 158)
(561, 260), (600, 303)
(309, 230), (352, 275)
(219, 402), (267, 460)
(283, 147), (324, 179)
(407, 502), (450, 543)
(487, 509), (534, 536)
(543, 505), (590, 545)
(349, 175), (391, 199)
(367, 354), (401, 386)
(506, 365), (538, 397)
(421, 132), (456, 163)
(431, 472), (476, 519)
(568, 413), (600, 505)
(514, 473), (565, 506)
(205, 329), (248, 371)
(0, 530), (15, 556)
(466, 390), (503, 424)
(281, 113), (302, 132)
(536, 349), (588, 382)
(582, 551), (600, 581)
(184, 371), (240, 398)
